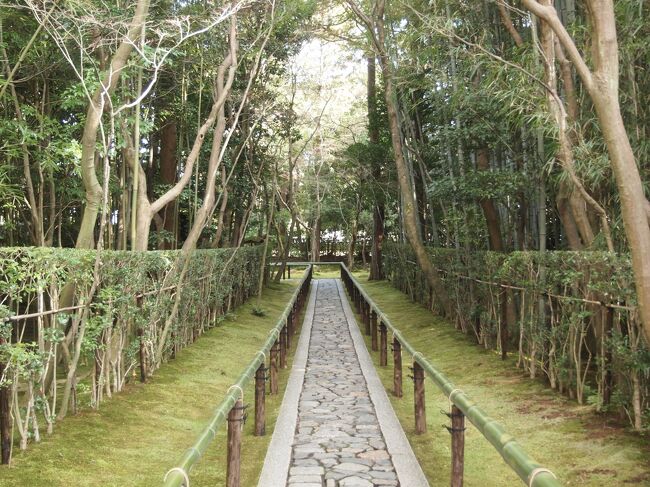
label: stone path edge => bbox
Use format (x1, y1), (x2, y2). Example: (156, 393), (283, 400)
(335, 280), (430, 487)
(257, 280), (319, 487)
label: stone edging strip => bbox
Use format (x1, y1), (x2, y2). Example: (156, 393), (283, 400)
(335, 279), (430, 487)
(257, 280), (319, 487)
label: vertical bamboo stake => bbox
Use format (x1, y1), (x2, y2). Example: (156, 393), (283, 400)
(293, 302), (298, 334)
(371, 310), (378, 351)
(280, 325), (287, 369)
(449, 404), (465, 487)
(270, 340), (279, 394)
(255, 364), (266, 436)
(136, 295), (146, 383)
(364, 302), (371, 335)
(393, 337), (402, 397)
(286, 314), (292, 349)
(226, 399), (244, 487)
(602, 305), (614, 406)
(380, 323), (388, 366)
(0, 337), (9, 464)
(413, 361), (426, 434)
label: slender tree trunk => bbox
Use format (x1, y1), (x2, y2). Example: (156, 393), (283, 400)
(212, 165), (229, 248)
(368, 1), (452, 316)
(75, 0), (151, 248)
(367, 55), (385, 280)
(311, 215), (321, 262)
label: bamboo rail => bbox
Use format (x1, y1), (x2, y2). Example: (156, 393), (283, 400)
(162, 265), (313, 487)
(340, 263), (561, 487)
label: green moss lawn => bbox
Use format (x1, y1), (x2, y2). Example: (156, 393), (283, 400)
(1, 281), (302, 487)
(352, 272), (650, 486)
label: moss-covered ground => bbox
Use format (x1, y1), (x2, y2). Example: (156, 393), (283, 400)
(1, 281), (302, 486)
(351, 272), (650, 486)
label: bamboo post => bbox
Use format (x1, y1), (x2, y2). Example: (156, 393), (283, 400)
(270, 340), (279, 394)
(380, 323), (388, 366)
(364, 302), (371, 335)
(371, 310), (378, 351)
(226, 399), (244, 487)
(448, 404), (466, 487)
(602, 305), (614, 406)
(286, 314), (292, 349)
(136, 295), (146, 383)
(499, 289), (508, 360)
(0, 340), (9, 464)
(255, 364), (266, 436)
(280, 325), (287, 369)
(293, 302), (298, 334)
(413, 361), (426, 434)
(393, 337), (402, 397)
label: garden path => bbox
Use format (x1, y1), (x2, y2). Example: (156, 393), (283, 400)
(259, 279), (427, 487)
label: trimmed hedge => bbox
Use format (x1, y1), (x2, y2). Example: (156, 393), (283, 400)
(0, 246), (262, 452)
(384, 243), (649, 430)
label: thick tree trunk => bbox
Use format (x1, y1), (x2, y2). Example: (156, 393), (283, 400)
(158, 121), (178, 249)
(592, 90), (650, 343)
(476, 148), (504, 252)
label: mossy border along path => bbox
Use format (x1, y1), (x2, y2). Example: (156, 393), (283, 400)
(0, 280), (305, 487)
(346, 270), (650, 487)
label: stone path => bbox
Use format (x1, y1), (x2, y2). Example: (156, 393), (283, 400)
(287, 280), (398, 487)
(259, 279), (428, 487)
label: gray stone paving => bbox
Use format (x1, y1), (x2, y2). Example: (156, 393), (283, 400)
(288, 280), (398, 487)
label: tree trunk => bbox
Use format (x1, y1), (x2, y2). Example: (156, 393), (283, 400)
(523, 0), (650, 344)
(158, 120), (178, 249)
(370, 204), (384, 279)
(476, 148), (504, 252)
(75, 0), (150, 249)
(371, 2), (452, 316)
(212, 165), (229, 248)
(311, 215), (321, 262)
(367, 54), (385, 280)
